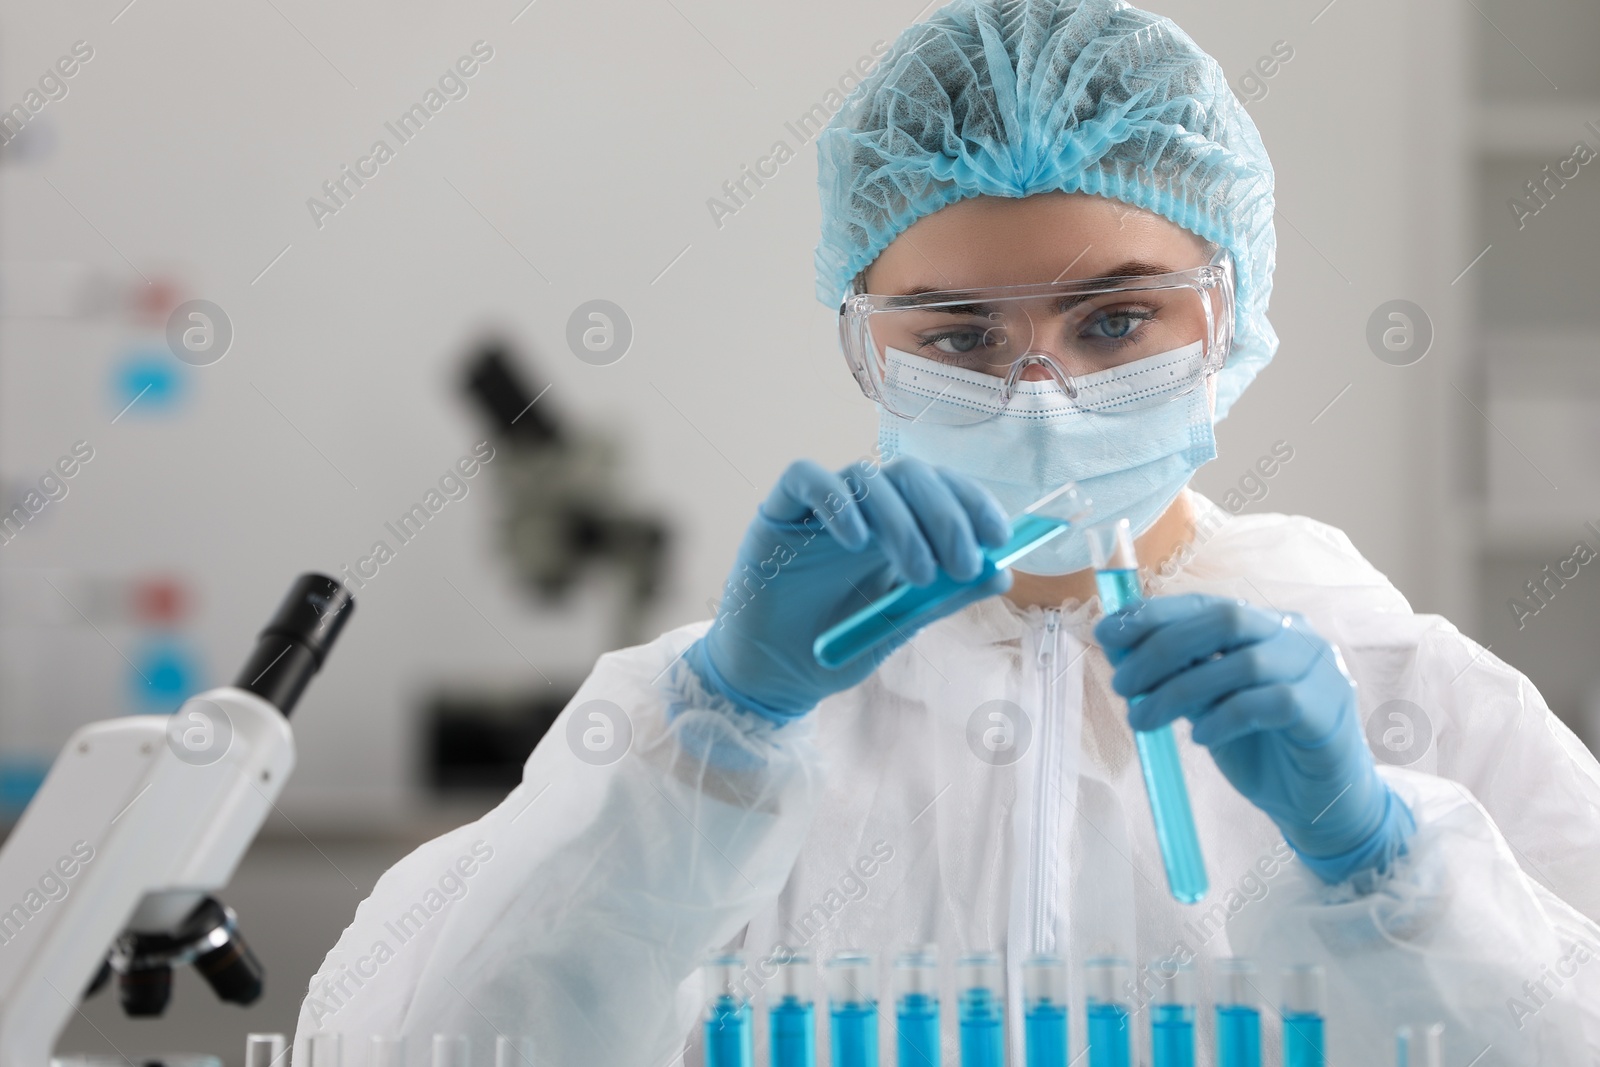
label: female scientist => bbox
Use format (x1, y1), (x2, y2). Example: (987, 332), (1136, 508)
(298, 0), (1600, 1062)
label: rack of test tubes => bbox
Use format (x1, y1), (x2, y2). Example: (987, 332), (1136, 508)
(698, 947), (1447, 1067)
(243, 1031), (538, 1067)
(242, 954), (1438, 1067)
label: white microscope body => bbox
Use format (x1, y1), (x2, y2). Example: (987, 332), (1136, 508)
(0, 574), (354, 1067)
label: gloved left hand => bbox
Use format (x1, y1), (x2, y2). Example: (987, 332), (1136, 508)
(1094, 593), (1415, 885)
(682, 457), (1012, 724)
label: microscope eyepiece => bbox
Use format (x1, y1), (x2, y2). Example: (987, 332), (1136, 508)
(232, 573), (355, 717)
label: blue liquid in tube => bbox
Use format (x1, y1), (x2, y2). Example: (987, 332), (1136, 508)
(703, 996), (752, 1067)
(829, 952), (879, 1067)
(1280, 964), (1327, 1067)
(814, 483), (1088, 670)
(771, 996), (816, 1067)
(895, 992), (939, 1067)
(1282, 1013), (1325, 1067)
(1215, 959), (1263, 1067)
(1023, 1002), (1067, 1067)
(831, 1003), (879, 1067)
(1216, 1006), (1262, 1067)
(1092, 529), (1208, 905)
(957, 987), (1002, 1067)
(1022, 955), (1067, 1067)
(1086, 1004), (1130, 1067)
(1150, 1003), (1196, 1067)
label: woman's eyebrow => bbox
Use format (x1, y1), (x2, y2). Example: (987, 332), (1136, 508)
(885, 260), (1183, 311)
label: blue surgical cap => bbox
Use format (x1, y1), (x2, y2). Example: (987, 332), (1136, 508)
(814, 0), (1277, 420)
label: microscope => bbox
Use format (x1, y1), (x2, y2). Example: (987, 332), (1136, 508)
(422, 341), (672, 793)
(461, 340), (669, 651)
(0, 574), (354, 1067)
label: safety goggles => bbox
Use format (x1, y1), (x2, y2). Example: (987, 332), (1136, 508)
(839, 253), (1234, 426)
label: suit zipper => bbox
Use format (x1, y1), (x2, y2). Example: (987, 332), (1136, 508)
(1028, 606), (1063, 957)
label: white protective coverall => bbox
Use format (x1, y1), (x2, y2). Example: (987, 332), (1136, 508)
(295, 490), (1600, 1065)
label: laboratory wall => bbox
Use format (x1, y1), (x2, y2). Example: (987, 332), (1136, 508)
(0, 0), (1590, 1059)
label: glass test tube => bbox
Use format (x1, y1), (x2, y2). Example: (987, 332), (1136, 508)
(1021, 956), (1068, 1067)
(311, 1033), (343, 1067)
(1281, 965), (1326, 1067)
(771, 951), (818, 1067)
(828, 951), (880, 1067)
(432, 1035), (468, 1067)
(1395, 1024), (1443, 1067)
(1084, 957), (1132, 1067)
(703, 951), (754, 1067)
(245, 1034), (286, 1067)
(1088, 518), (1209, 905)
(956, 952), (1003, 1067)
(494, 1036), (534, 1067)
(1214, 959), (1262, 1067)
(813, 482), (1090, 669)
(894, 947), (940, 1067)
(1150, 962), (1196, 1067)
(369, 1037), (405, 1067)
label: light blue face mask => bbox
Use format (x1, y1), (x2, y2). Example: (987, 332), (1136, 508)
(876, 342), (1217, 575)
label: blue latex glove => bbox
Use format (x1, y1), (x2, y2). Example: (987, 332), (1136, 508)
(683, 457), (1013, 722)
(1094, 593), (1415, 885)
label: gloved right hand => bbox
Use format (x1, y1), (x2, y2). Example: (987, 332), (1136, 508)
(682, 456), (1013, 722)
(1096, 594), (1416, 884)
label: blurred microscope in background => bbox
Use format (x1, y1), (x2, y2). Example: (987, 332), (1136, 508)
(461, 339), (670, 650)
(424, 337), (671, 795)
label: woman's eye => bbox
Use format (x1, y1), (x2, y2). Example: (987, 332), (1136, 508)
(927, 330), (988, 355)
(1083, 309), (1150, 341)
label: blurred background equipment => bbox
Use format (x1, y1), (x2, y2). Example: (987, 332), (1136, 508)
(461, 339), (669, 652)
(422, 338), (671, 795)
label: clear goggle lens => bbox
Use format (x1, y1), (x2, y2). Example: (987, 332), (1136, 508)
(840, 261), (1233, 426)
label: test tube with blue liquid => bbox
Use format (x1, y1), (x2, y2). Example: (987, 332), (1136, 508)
(1088, 518), (1209, 905)
(1215, 958), (1262, 1067)
(956, 952), (1003, 1067)
(1281, 965), (1326, 1067)
(894, 947), (940, 1067)
(1084, 957), (1132, 1067)
(1150, 961), (1196, 1067)
(828, 951), (880, 1067)
(1021, 956), (1068, 1067)
(770, 950), (817, 1067)
(814, 482), (1090, 669)
(702, 952), (753, 1067)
